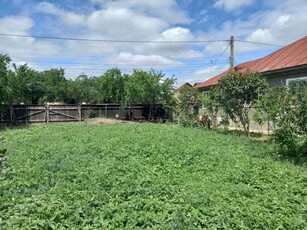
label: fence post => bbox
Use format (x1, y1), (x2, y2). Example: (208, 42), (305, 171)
(46, 104), (49, 124)
(78, 104), (82, 122)
(105, 104), (108, 118)
(10, 106), (13, 125)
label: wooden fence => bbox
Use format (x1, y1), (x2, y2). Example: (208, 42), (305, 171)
(1, 104), (168, 124)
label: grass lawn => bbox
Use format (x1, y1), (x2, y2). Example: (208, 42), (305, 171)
(0, 123), (306, 229)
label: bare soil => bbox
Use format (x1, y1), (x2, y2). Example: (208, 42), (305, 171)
(84, 117), (135, 125)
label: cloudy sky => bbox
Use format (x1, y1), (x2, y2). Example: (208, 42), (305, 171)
(0, 0), (306, 86)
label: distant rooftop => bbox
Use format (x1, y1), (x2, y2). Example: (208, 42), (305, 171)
(195, 36), (307, 88)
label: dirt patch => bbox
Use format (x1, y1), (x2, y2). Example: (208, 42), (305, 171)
(84, 117), (135, 125)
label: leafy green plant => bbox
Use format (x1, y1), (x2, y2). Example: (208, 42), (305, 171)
(271, 80), (307, 156)
(217, 71), (268, 135)
(255, 80), (307, 156)
(175, 85), (202, 126)
(200, 87), (220, 129)
(254, 86), (286, 134)
(86, 108), (96, 118)
(0, 123), (306, 228)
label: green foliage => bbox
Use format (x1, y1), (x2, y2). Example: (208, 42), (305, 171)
(0, 54), (12, 105)
(175, 86), (214, 128)
(0, 54), (176, 113)
(125, 69), (175, 104)
(97, 68), (127, 103)
(255, 80), (307, 156)
(200, 87), (220, 129)
(1, 124), (306, 228)
(254, 86), (286, 133)
(124, 69), (175, 119)
(271, 80), (307, 155)
(175, 85), (202, 126)
(217, 71), (268, 135)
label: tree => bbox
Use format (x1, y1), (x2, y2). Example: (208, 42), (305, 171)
(97, 68), (127, 103)
(124, 69), (175, 119)
(254, 86), (286, 134)
(174, 85), (202, 126)
(217, 71), (268, 135)
(72, 74), (100, 104)
(38, 68), (67, 104)
(269, 80), (307, 155)
(12, 64), (44, 104)
(0, 54), (12, 104)
(176, 85), (201, 118)
(0, 54), (13, 121)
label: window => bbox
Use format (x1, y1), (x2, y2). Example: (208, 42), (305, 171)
(286, 77), (307, 85)
(202, 91), (210, 96)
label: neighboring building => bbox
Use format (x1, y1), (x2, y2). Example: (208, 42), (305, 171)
(173, 82), (193, 100)
(195, 36), (307, 92)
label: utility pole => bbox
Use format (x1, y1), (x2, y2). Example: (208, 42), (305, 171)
(229, 35), (234, 68)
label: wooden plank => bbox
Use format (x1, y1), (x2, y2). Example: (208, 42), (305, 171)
(44, 105), (47, 123)
(15, 110), (45, 120)
(48, 110), (79, 120)
(78, 105), (81, 122)
(48, 107), (79, 110)
(48, 119), (82, 122)
(46, 104), (49, 124)
(14, 119), (47, 123)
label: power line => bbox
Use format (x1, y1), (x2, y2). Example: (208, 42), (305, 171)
(24, 60), (228, 67)
(7, 52), (222, 60)
(211, 44), (230, 64)
(0, 33), (228, 44)
(0, 33), (286, 47)
(235, 39), (284, 47)
(30, 66), (228, 71)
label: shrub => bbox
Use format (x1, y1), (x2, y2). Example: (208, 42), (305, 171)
(217, 71), (268, 135)
(256, 80), (307, 156)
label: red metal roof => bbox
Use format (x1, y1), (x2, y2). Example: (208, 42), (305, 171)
(195, 36), (307, 88)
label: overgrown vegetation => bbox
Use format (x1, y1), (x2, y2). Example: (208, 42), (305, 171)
(0, 124), (306, 229)
(176, 70), (306, 157)
(0, 54), (175, 108)
(217, 71), (268, 135)
(255, 80), (307, 156)
(175, 85), (202, 126)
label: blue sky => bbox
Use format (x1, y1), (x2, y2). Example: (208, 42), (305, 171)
(0, 0), (306, 86)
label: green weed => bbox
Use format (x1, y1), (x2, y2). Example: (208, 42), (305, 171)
(0, 123), (306, 229)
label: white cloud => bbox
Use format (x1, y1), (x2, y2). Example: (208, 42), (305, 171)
(36, 2), (58, 14)
(246, 12), (307, 46)
(86, 7), (168, 40)
(132, 27), (201, 59)
(189, 65), (228, 84)
(161, 27), (193, 41)
(36, 2), (86, 26)
(0, 16), (34, 34)
(106, 52), (183, 70)
(214, 0), (254, 11)
(0, 16), (59, 62)
(202, 0), (307, 58)
(91, 0), (191, 24)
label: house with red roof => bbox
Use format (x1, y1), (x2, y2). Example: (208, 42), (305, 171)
(195, 36), (307, 93)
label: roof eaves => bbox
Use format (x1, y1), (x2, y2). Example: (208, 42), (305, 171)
(261, 64), (307, 75)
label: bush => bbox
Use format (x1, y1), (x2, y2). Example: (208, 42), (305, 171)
(257, 80), (307, 156)
(217, 71), (268, 135)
